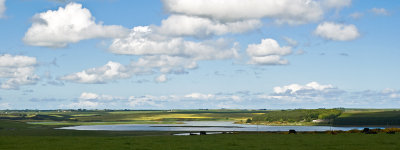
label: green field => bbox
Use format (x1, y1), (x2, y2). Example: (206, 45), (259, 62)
(1, 120), (400, 150)
(2, 133), (400, 150)
(333, 109), (400, 126)
(2, 109), (400, 149)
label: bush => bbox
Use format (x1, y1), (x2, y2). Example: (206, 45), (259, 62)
(245, 118), (252, 123)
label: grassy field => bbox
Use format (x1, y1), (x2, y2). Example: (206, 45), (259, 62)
(2, 133), (400, 150)
(2, 109), (400, 150)
(333, 109), (400, 126)
(1, 120), (400, 150)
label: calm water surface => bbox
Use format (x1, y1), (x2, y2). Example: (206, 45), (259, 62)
(58, 121), (379, 132)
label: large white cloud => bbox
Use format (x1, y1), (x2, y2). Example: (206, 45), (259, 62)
(273, 82), (334, 94)
(59, 61), (133, 84)
(0, 0), (5, 18)
(156, 15), (261, 38)
(162, 0), (324, 25)
(0, 54), (39, 89)
(314, 22), (360, 41)
(60, 55), (199, 84)
(246, 38), (292, 65)
(263, 82), (345, 103)
(110, 26), (238, 60)
(98, 26), (238, 83)
(132, 55), (197, 74)
(23, 2), (128, 48)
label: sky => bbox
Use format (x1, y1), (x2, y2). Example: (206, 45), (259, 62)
(0, 0), (399, 110)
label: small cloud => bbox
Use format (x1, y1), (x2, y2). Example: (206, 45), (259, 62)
(155, 74), (167, 83)
(283, 37), (298, 47)
(339, 53), (349, 56)
(371, 8), (389, 15)
(349, 12), (363, 19)
(79, 92), (123, 101)
(296, 49), (306, 55)
(314, 22), (360, 41)
(246, 38), (292, 65)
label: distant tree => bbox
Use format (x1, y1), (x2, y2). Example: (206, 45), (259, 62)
(246, 118), (252, 123)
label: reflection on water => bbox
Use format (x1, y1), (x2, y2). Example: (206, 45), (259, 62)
(58, 121), (380, 132)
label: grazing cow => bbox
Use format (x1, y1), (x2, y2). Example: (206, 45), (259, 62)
(362, 128), (379, 134)
(362, 128), (370, 133)
(200, 131), (207, 135)
(289, 129), (297, 134)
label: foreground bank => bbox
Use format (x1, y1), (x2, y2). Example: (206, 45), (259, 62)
(1, 120), (400, 150)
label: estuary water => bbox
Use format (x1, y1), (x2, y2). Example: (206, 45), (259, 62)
(57, 121), (375, 132)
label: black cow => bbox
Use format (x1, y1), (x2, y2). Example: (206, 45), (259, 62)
(289, 129), (297, 134)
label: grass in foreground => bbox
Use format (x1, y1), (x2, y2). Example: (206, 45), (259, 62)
(1, 133), (400, 150)
(1, 120), (400, 150)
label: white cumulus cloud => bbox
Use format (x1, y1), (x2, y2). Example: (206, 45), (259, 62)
(185, 93), (215, 100)
(273, 82), (334, 94)
(110, 26), (238, 60)
(314, 22), (360, 41)
(156, 15), (261, 38)
(23, 2), (128, 48)
(132, 55), (198, 74)
(0, 54), (39, 90)
(60, 55), (199, 84)
(79, 92), (122, 101)
(60, 61), (133, 84)
(268, 81), (345, 103)
(162, 0), (324, 25)
(246, 38), (292, 65)
(0, 0), (5, 18)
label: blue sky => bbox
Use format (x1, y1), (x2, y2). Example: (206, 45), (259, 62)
(0, 0), (399, 110)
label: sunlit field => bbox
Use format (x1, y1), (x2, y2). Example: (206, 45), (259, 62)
(1, 109), (400, 150)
